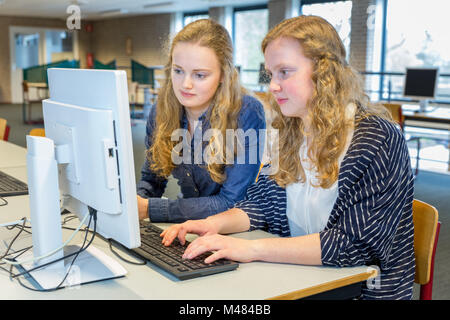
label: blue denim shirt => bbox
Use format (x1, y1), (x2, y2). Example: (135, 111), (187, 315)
(137, 95), (266, 222)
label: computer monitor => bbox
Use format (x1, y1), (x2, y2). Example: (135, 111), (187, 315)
(20, 68), (140, 290)
(403, 67), (439, 111)
(258, 63), (271, 86)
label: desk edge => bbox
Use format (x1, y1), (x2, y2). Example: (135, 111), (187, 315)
(267, 268), (377, 300)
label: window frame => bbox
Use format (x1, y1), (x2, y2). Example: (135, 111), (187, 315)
(182, 10), (209, 27)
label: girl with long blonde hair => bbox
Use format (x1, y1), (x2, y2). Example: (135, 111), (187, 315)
(137, 19), (265, 222)
(162, 16), (415, 300)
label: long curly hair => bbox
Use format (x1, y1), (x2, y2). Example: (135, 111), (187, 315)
(262, 15), (391, 188)
(148, 19), (246, 183)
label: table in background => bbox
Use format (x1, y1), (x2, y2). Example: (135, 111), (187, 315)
(402, 104), (450, 171)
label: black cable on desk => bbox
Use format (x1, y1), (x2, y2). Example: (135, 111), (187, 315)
(0, 217), (28, 262)
(0, 197), (7, 206)
(8, 207), (98, 292)
(107, 239), (146, 266)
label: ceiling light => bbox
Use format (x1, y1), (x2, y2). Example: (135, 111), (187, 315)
(99, 8), (129, 17)
(143, 1), (173, 9)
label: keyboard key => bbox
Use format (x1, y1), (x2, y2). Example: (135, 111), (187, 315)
(132, 221), (239, 280)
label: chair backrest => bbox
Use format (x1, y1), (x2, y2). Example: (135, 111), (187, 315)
(412, 199), (439, 285)
(383, 103), (404, 129)
(4, 125), (10, 141)
(29, 128), (46, 137)
(0, 118), (7, 140)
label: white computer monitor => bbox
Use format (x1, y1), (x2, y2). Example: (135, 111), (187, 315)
(21, 68), (140, 290)
(403, 67), (439, 111)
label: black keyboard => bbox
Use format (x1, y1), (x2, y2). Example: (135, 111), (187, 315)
(0, 170), (28, 197)
(132, 221), (239, 280)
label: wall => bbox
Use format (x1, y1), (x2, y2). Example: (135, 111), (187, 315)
(91, 13), (171, 80)
(349, 0), (377, 72)
(0, 16), (67, 103)
(0, 13), (171, 103)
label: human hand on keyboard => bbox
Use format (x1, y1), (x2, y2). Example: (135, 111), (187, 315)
(160, 219), (219, 246)
(182, 234), (256, 264)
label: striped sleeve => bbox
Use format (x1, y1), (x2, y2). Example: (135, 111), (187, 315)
(234, 173), (290, 237)
(319, 117), (415, 299)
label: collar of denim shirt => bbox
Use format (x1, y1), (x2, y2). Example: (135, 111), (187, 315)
(180, 105), (212, 131)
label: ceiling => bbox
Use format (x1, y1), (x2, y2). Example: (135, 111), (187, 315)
(0, 0), (268, 20)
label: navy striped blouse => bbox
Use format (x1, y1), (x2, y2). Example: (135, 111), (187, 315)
(235, 116), (415, 300)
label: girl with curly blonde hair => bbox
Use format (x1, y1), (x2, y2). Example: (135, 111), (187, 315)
(163, 16), (415, 300)
(136, 19), (265, 223)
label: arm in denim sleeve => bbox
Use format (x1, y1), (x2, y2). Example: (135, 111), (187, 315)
(136, 105), (168, 198)
(148, 96), (266, 222)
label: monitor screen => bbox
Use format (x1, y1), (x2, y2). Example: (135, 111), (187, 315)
(403, 68), (439, 99)
(258, 63), (271, 85)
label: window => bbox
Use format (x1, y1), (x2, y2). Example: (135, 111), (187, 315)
(45, 31), (74, 63)
(300, 0), (352, 60)
(233, 6), (268, 90)
(383, 0), (450, 102)
(15, 33), (40, 69)
(183, 12), (209, 27)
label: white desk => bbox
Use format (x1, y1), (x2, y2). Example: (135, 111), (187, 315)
(0, 143), (376, 300)
(0, 140), (27, 168)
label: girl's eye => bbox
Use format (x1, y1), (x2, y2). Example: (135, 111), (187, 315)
(195, 73), (207, 79)
(277, 69), (294, 80)
(173, 68), (183, 75)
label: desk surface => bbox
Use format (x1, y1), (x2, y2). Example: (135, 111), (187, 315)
(0, 144), (376, 300)
(0, 140), (27, 168)
(402, 104), (450, 125)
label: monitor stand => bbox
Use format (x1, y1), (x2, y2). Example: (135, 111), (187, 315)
(17, 245), (127, 290)
(20, 135), (127, 291)
(419, 99), (429, 113)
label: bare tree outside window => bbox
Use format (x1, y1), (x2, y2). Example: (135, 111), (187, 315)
(385, 0), (450, 100)
(301, 1), (352, 61)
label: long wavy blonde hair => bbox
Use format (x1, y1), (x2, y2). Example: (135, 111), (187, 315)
(262, 15), (391, 188)
(148, 19), (246, 183)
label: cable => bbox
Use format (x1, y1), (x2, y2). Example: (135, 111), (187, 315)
(0, 218), (28, 263)
(108, 239), (146, 266)
(10, 207), (98, 292)
(1, 211), (90, 266)
(10, 210), (95, 279)
(0, 197), (7, 206)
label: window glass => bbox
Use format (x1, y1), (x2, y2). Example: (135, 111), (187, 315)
(301, 1), (352, 60)
(15, 33), (40, 69)
(183, 13), (209, 26)
(384, 0), (449, 101)
(234, 8), (268, 90)
(45, 31), (74, 63)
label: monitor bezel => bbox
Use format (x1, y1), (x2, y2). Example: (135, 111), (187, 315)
(402, 67), (439, 101)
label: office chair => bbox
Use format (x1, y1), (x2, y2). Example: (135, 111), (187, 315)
(383, 103), (421, 175)
(4, 125), (10, 141)
(29, 128), (46, 137)
(0, 118), (8, 141)
(412, 199), (441, 300)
